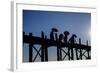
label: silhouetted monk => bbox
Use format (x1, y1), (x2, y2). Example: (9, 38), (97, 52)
(69, 34), (77, 60)
(59, 34), (64, 43)
(64, 31), (70, 43)
(69, 34), (77, 44)
(58, 34), (64, 61)
(50, 28), (58, 41)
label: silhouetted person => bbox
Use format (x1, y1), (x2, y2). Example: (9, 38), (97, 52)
(58, 34), (64, 61)
(59, 34), (64, 43)
(64, 31), (70, 43)
(69, 34), (77, 60)
(69, 34), (77, 44)
(50, 28), (58, 41)
(63, 31), (70, 60)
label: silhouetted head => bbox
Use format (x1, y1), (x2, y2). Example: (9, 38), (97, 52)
(64, 31), (70, 35)
(51, 28), (58, 32)
(59, 34), (64, 39)
(72, 34), (77, 38)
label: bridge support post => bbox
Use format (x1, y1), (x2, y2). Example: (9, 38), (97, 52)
(71, 47), (74, 60)
(44, 36), (48, 61)
(79, 38), (82, 60)
(29, 33), (33, 62)
(41, 32), (45, 62)
(44, 47), (48, 61)
(87, 50), (90, 59)
(68, 48), (70, 60)
(57, 47), (60, 61)
(59, 48), (62, 61)
(55, 33), (60, 61)
(86, 41), (90, 59)
(23, 32), (91, 62)
(75, 48), (79, 60)
(41, 46), (44, 62)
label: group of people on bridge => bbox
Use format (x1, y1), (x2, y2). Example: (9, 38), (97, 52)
(50, 28), (77, 44)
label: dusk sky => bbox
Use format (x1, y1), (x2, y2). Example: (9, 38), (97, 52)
(23, 10), (91, 62)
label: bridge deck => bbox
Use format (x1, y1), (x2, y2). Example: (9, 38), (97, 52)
(23, 34), (91, 50)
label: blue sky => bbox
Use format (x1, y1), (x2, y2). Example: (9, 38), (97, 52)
(23, 10), (91, 62)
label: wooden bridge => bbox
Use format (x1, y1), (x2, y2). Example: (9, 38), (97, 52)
(23, 32), (91, 62)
